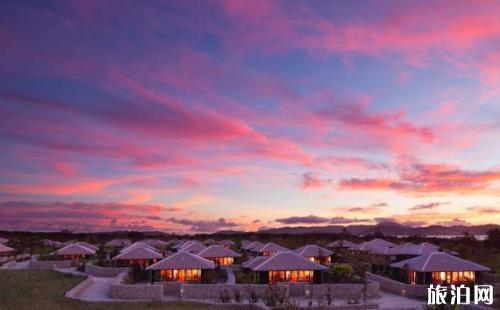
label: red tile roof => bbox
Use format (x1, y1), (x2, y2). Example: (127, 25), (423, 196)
(241, 256), (268, 269)
(179, 242), (207, 254)
(0, 244), (15, 253)
(203, 239), (217, 245)
(326, 240), (357, 248)
(121, 242), (157, 253)
(54, 243), (96, 256)
(240, 240), (252, 248)
(218, 239), (235, 247)
(251, 252), (327, 271)
(146, 251), (215, 270)
(390, 252), (490, 272)
(197, 245), (241, 258)
(253, 242), (289, 253)
(243, 241), (264, 251)
(113, 245), (162, 260)
(105, 239), (132, 247)
(294, 245), (332, 258)
(75, 242), (99, 251)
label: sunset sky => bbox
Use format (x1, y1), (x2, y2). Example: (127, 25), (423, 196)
(0, 0), (499, 233)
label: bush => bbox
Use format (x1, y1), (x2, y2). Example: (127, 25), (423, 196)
(330, 263), (354, 283)
(235, 270), (254, 284)
(129, 264), (148, 283)
(76, 262), (86, 272)
(219, 289), (231, 303)
(250, 291), (259, 303)
(264, 285), (288, 308)
(202, 269), (218, 284)
(234, 289), (241, 303)
(325, 286), (333, 305)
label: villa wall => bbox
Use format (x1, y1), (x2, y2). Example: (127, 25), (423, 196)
(29, 260), (72, 269)
(85, 263), (129, 277)
(109, 271), (163, 300)
(158, 281), (379, 300)
(366, 272), (427, 299)
(109, 283), (163, 300)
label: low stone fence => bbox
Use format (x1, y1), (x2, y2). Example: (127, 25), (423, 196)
(159, 281), (379, 300)
(85, 263), (129, 277)
(109, 283), (163, 300)
(29, 260), (72, 269)
(366, 273), (426, 299)
(65, 276), (93, 298)
(109, 271), (163, 300)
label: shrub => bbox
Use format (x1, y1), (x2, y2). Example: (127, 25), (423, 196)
(330, 263), (354, 283)
(325, 286), (333, 305)
(219, 289), (231, 303)
(202, 269), (218, 284)
(129, 264), (148, 283)
(264, 285), (288, 308)
(250, 291), (259, 303)
(76, 262), (86, 272)
(235, 270), (253, 284)
(234, 289), (241, 303)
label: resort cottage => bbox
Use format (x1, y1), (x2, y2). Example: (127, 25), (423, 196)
(0, 244), (16, 264)
(203, 239), (217, 246)
(197, 245), (241, 266)
(293, 244), (332, 264)
(54, 243), (96, 261)
(390, 252), (490, 285)
(121, 242), (157, 254)
(142, 239), (167, 249)
(253, 242), (289, 256)
(240, 240), (252, 249)
(248, 251), (327, 284)
(242, 241), (264, 253)
(113, 245), (162, 268)
(218, 239), (235, 249)
(351, 239), (396, 252)
(105, 239), (132, 248)
(146, 251), (215, 283)
(326, 240), (357, 249)
(42, 239), (63, 248)
(179, 242), (207, 254)
(75, 242), (99, 251)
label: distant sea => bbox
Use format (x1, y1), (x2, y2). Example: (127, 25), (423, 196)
(396, 234), (488, 241)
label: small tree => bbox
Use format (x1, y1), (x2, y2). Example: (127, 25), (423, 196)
(219, 289), (231, 303)
(250, 290), (259, 304)
(325, 286), (333, 305)
(330, 263), (354, 283)
(234, 289), (241, 303)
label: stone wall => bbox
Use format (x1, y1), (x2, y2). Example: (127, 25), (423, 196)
(29, 260), (72, 269)
(109, 283), (163, 300)
(109, 271), (163, 300)
(366, 272), (427, 299)
(159, 281), (379, 300)
(85, 263), (129, 277)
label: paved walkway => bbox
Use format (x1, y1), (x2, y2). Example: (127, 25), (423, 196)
(78, 276), (115, 301)
(225, 268), (236, 284)
(374, 292), (425, 309)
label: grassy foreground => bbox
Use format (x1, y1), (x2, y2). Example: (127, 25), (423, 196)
(0, 270), (254, 310)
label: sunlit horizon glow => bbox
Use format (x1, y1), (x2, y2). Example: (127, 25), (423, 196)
(0, 0), (499, 233)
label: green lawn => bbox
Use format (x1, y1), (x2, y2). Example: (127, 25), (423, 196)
(0, 270), (254, 310)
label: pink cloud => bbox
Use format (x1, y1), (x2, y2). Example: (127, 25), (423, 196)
(0, 201), (167, 231)
(339, 163), (500, 195)
(298, 172), (332, 190)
